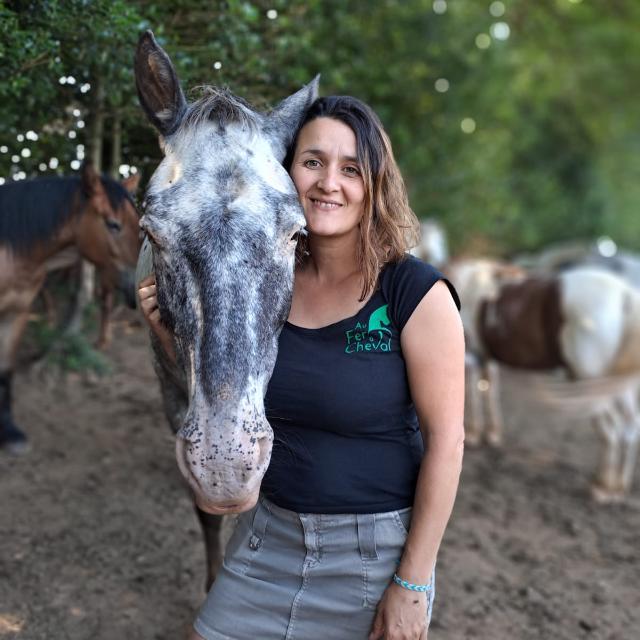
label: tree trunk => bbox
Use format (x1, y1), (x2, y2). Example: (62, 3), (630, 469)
(89, 77), (105, 170)
(66, 76), (105, 336)
(110, 112), (122, 179)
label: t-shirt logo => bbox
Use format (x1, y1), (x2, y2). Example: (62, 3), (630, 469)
(344, 304), (393, 354)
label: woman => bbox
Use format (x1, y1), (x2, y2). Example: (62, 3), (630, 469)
(140, 96), (464, 640)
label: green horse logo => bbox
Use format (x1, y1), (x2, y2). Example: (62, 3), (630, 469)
(368, 304), (392, 336)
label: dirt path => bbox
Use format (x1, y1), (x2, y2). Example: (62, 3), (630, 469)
(1, 318), (638, 639)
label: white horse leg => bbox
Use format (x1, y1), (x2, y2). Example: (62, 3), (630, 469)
(464, 353), (484, 447)
(615, 387), (640, 497)
(619, 417), (640, 496)
(591, 405), (623, 503)
(604, 387), (640, 499)
(484, 360), (504, 447)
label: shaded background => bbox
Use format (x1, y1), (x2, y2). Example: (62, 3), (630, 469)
(2, 0), (639, 254)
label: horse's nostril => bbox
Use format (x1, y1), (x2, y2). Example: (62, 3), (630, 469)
(256, 435), (273, 468)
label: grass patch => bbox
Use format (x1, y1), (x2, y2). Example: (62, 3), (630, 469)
(21, 302), (111, 376)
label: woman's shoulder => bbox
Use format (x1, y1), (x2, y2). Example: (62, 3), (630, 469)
(381, 253), (443, 282)
(380, 254), (460, 331)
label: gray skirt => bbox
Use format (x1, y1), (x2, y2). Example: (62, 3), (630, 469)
(194, 496), (435, 640)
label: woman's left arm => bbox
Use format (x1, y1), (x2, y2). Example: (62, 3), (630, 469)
(369, 280), (465, 640)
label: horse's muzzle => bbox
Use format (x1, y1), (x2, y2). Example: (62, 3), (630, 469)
(174, 427), (272, 513)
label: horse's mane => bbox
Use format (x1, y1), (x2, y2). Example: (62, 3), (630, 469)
(182, 86), (258, 132)
(0, 175), (133, 254)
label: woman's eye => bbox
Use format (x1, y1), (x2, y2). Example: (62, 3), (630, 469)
(343, 166), (360, 176)
(303, 159), (321, 169)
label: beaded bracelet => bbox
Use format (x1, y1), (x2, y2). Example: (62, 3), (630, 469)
(392, 573), (433, 593)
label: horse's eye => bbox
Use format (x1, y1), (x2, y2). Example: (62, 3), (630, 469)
(105, 218), (122, 233)
(144, 229), (161, 246)
(139, 215), (163, 247)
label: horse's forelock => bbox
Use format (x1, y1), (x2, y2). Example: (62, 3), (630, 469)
(180, 87), (259, 134)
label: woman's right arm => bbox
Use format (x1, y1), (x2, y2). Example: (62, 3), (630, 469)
(138, 275), (177, 364)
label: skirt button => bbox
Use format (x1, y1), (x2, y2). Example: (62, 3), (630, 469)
(249, 535), (262, 550)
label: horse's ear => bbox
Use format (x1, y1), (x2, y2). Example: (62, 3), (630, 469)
(81, 161), (104, 196)
(121, 173), (141, 195)
(266, 75), (320, 156)
(134, 30), (187, 136)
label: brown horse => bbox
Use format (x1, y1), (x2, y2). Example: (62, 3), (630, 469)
(90, 171), (140, 349)
(0, 162), (141, 452)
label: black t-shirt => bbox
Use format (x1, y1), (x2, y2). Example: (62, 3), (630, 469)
(262, 255), (460, 513)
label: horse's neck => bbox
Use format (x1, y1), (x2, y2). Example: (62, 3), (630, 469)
(25, 216), (79, 270)
(42, 245), (81, 272)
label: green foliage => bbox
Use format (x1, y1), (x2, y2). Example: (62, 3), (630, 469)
(0, 2), (61, 130)
(45, 331), (111, 375)
(23, 313), (111, 375)
(19, 276), (110, 375)
(2, 0), (639, 255)
(1, 0), (144, 177)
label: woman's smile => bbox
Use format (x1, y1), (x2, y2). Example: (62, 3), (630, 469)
(309, 197), (343, 210)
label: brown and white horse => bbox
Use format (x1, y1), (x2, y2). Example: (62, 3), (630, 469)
(0, 162), (141, 452)
(448, 259), (640, 501)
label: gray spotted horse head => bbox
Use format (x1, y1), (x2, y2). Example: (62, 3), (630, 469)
(134, 31), (318, 515)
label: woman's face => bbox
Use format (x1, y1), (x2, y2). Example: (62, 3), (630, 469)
(290, 117), (365, 241)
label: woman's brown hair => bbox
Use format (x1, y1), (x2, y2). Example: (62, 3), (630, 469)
(284, 95), (420, 301)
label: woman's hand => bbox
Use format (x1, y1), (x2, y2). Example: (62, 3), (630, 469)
(138, 275), (176, 363)
(368, 583), (428, 640)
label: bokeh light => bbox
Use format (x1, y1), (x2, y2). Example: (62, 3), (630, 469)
(597, 236), (617, 257)
(491, 22), (510, 40)
(489, 1), (506, 17)
(461, 118), (476, 133)
(433, 0), (447, 15)
(476, 33), (491, 49)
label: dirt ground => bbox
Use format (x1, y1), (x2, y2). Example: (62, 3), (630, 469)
(1, 313), (638, 640)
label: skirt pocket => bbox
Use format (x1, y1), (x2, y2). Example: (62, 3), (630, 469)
(361, 510), (409, 609)
(390, 507), (412, 535)
(223, 501), (271, 576)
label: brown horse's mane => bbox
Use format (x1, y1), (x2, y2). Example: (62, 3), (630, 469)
(0, 175), (134, 255)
